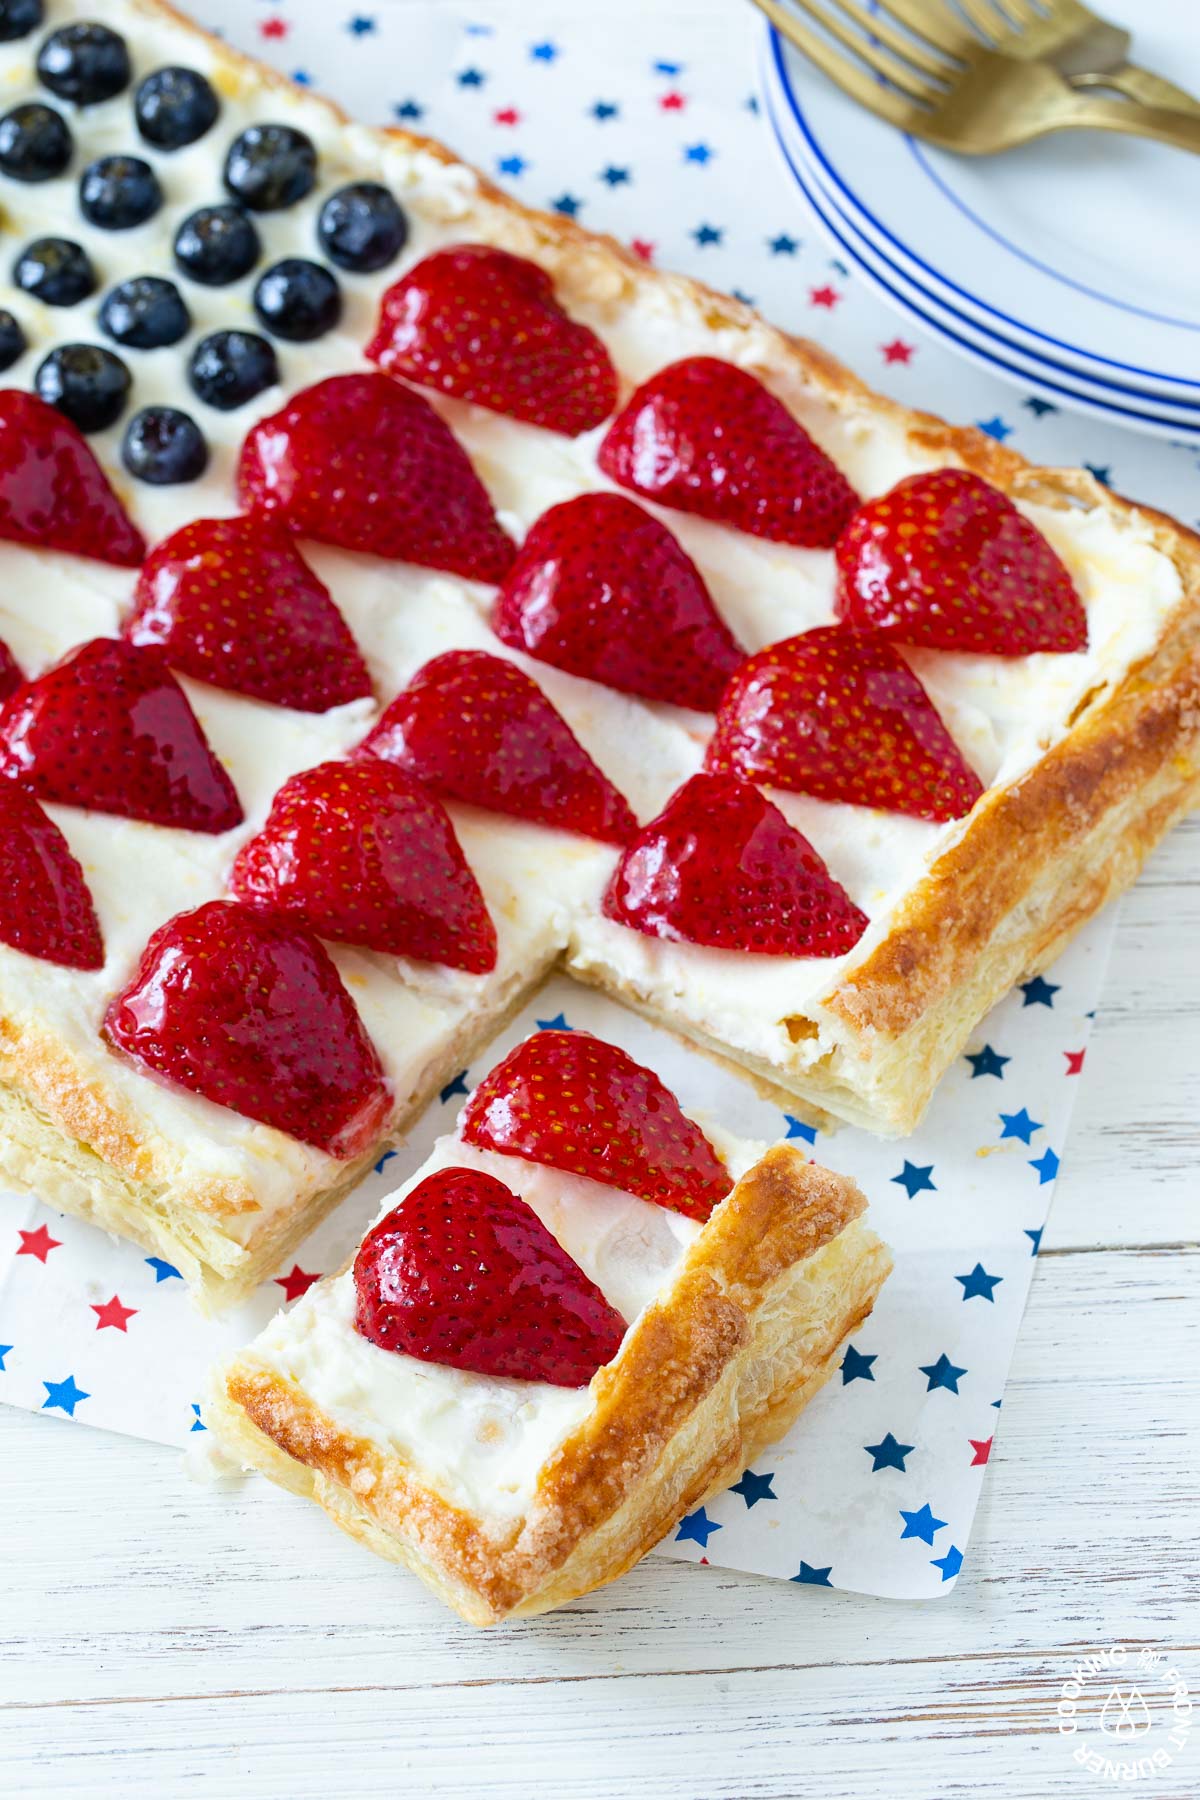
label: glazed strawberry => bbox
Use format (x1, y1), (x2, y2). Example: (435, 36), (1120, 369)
(603, 771), (867, 957)
(492, 493), (744, 712)
(0, 785), (103, 970)
(104, 899), (390, 1159)
(0, 390), (145, 568)
(356, 649), (636, 845)
(125, 515), (371, 713)
(835, 468), (1088, 655)
(0, 638), (22, 706)
(706, 627), (983, 823)
(231, 760), (497, 975)
(366, 244), (618, 436)
(0, 639), (242, 834)
(237, 373), (515, 583)
(462, 1030), (731, 1222)
(597, 357), (859, 549)
(353, 1165), (626, 1385)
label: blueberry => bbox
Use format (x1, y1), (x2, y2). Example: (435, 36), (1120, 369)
(122, 406), (208, 484)
(134, 65), (219, 150)
(0, 0), (44, 44)
(317, 182), (408, 273)
(13, 236), (96, 306)
(223, 123), (316, 212)
(79, 154), (162, 230)
(0, 101), (72, 181)
(36, 23), (131, 107)
(173, 203), (260, 286)
(188, 329), (279, 412)
(35, 342), (131, 433)
(253, 258), (341, 342)
(0, 309), (26, 371)
(99, 276), (190, 350)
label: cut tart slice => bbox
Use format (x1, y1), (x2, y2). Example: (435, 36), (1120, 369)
(208, 1031), (892, 1624)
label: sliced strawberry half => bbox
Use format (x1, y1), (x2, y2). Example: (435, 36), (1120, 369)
(125, 515), (371, 714)
(706, 626), (983, 823)
(231, 759), (497, 975)
(237, 372), (515, 584)
(492, 492), (744, 712)
(0, 390), (145, 568)
(103, 899), (390, 1159)
(461, 1029), (731, 1222)
(366, 243), (618, 437)
(0, 638), (242, 834)
(356, 649), (636, 846)
(602, 771), (867, 957)
(0, 638), (22, 706)
(835, 467), (1088, 655)
(597, 356), (859, 549)
(0, 784), (103, 970)
(353, 1165), (627, 1385)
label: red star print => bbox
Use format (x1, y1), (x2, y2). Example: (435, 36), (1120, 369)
(659, 92), (686, 112)
(630, 238), (655, 262)
(881, 338), (914, 364)
(259, 17), (288, 39)
(92, 1295), (137, 1332)
(492, 107), (521, 126)
(809, 285), (842, 308)
(17, 1224), (61, 1263)
(969, 1437), (992, 1466)
(275, 1264), (322, 1302)
(1064, 1049), (1086, 1075)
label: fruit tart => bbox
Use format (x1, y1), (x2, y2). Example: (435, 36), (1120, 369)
(0, 0), (1195, 1308)
(208, 1031), (892, 1623)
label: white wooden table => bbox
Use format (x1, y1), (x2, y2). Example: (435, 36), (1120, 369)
(2, 814), (1196, 1799)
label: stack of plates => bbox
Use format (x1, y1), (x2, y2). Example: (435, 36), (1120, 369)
(758, 0), (1200, 441)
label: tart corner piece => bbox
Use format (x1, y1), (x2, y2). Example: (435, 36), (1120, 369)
(206, 1138), (890, 1625)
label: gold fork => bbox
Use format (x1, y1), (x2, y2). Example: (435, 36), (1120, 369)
(753, 0), (1200, 155)
(896, 0), (1200, 120)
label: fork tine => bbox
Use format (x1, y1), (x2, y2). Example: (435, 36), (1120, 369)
(871, 0), (975, 58)
(950, 0), (1011, 38)
(804, 0), (961, 76)
(787, 0), (942, 100)
(994, 0), (1043, 21)
(753, 0), (930, 122)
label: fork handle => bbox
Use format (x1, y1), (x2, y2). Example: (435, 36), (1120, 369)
(1073, 62), (1200, 121)
(1052, 94), (1200, 155)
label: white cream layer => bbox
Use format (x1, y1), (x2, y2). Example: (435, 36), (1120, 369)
(0, 0), (1185, 1199)
(248, 1130), (767, 1520)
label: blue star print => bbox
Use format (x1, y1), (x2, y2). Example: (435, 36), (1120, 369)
(1020, 976), (1059, 1008)
(393, 100), (424, 121)
(292, 70), (312, 86)
(769, 233), (798, 254)
(864, 1433), (914, 1473)
(1024, 1227), (1044, 1255)
(956, 1263), (1003, 1303)
(920, 1354), (967, 1394)
(792, 1561), (832, 1586)
(675, 1506), (722, 1547)
(840, 1344), (876, 1385)
(654, 59), (683, 76)
(457, 67), (485, 88)
(684, 142), (713, 163)
(966, 1045), (1009, 1079)
(1085, 463), (1112, 486)
(347, 16), (376, 36)
(0, 1345), (11, 1371)
(784, 1114), (818, 1144)
(146, 1257), (181, 1283)
(373, 1149), (398, 1176)
(591, 101), (618, 121)
(536, 1013), (573, 1031)
(999, 1108), (1043, 1144)
(498, 155), (527, 176)
(1029, 1147), (1060, 1185)
(42, 1374), (89, 1416)
(931, 1544), (964, 1581)
(190, 1402), (206, 1433)
(1024, 396), (1058, 416)
(730, 1469), (776, 1507)
(977, 416), (1013, 442)
(899, 1503), (946, 1545)
(552, 193), (582, 217)
(692, 223), (722, 246)
(440, 1070), (470, 1103)
(892, 1161), (936, 1198)
(600, 165), (630, 186)
(530, 41), (558, 62)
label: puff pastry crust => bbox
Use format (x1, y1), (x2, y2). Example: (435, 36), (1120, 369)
(0, 0), (1196, 1307)
(208, 1143), (892, 1623)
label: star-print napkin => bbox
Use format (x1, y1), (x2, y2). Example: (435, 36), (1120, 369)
(3, 0), (1198, 1603)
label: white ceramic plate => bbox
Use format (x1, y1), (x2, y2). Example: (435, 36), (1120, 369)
(763, 0), (1200, 401)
